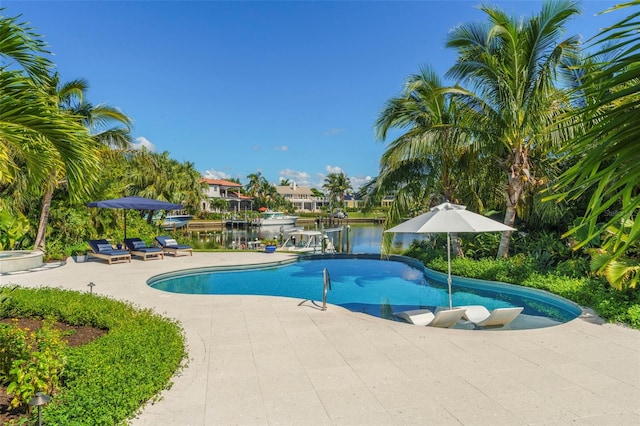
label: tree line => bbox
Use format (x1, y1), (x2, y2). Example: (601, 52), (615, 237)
(1, 1), (638, 290)
(364, 0), (639, 289)
(0, 10), (206, 255)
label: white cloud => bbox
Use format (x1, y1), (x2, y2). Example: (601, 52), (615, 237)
(203, 169), (232, 180)
(252, 144), (261, 151)
(279, 168), (312, 186)
(349, 175), (372, 191)
(129, 136), (157, 152)
(325, 165), (343, 174)
(274, 145), (288, 152)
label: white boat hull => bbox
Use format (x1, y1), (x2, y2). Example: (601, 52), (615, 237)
(280, 230), (335, 253)
(161, 215), (193, 229)
(253, 211), (298, 227)
(257, 218), (298, 227)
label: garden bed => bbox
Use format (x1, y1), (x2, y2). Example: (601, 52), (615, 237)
(0, 287), (187, 425)
(0, 318), (106, 424)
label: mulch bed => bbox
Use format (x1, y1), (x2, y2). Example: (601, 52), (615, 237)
(0, 318), (106, 424)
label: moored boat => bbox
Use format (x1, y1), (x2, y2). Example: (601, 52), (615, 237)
(252, 210), (298, 227)
(280, 230), (335, 253)
(161, 215), (193, 229)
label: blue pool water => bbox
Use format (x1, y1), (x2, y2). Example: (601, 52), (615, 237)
(148, 255), (581, 328)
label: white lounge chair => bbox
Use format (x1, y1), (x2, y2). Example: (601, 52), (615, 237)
(458, 305), (523, 328)
(394, 308), (466, 328)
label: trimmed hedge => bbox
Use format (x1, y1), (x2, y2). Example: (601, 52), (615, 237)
(423, 255), (640, 329)
(0, 287), (187, 425)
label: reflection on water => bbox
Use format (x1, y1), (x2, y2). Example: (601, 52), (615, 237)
(190, 224), (428, 254)
(150, 255), (580, 326)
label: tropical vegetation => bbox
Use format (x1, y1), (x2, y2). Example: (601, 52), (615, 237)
(0, 287), (186, 425)
(323, 171), (352, 213)
(372, 0), (640, 294)
(244, 171), (293, 212)
(0, 1), (638, 421)
(0, 10), (205, 258)
(406, 239), (640, 328)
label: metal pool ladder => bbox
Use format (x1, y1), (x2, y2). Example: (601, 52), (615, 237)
(322, 267), (332, 311)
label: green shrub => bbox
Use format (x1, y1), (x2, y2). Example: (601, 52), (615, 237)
(0, 321), (30, 381)
(404, 242), (640, 330)
(0, 287), (187, 425)
(5, 319), (67, 409)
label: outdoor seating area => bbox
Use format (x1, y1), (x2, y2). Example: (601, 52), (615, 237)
(458, 305), (524, 328)
(394, 307), (466, 328)
(9, 239), (637, 424)
(6, 253), (638, 425)
(394, 305), (524, 329)
(124, 238), (164, 261)
(87, 237), (192, 264)
(155, 235), (193, 257)
(87, 239), (131, 264)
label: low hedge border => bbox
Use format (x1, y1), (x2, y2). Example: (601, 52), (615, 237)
(422, 256), (640, 329)
(0, 286), (187, 425)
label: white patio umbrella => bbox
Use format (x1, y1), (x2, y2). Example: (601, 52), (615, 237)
(385, 202), (516, 309)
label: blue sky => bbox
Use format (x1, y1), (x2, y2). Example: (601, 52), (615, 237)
(2, 0), (625, 190)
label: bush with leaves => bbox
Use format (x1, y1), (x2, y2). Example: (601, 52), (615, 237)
(3, 319), (67, 409)
(0, 287), (187, 425)
(405, 243), (640, 329)
(0, 209), (31, 250)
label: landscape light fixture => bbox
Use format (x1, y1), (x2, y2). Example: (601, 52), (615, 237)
(28, 392), (51, 426)
(87, 282), (96, 294)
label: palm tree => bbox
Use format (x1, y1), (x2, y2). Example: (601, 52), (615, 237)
(323, 172), (352, 211)
(373, 66), (490, 255)
(245, 172), (265, 201)
(1, 14), (99, 250)
(553, 1), (640, 288)
(373, 67), (495, 217)
(0, 11), (51, 84)
(259, 179), (279, 209)
(445, 0), (581, 257)
(126, 151), (206, 215)
(33, 75), (133, 250)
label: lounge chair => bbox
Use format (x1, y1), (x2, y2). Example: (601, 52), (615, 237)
(155, 235), (193, 257)
(458, 305), (523, 328)
(87, 239), (131, 264)
(394, 308), (466, 328)
(124, 238), (164, 261)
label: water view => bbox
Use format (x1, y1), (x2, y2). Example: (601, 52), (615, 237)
(188, 224), (427, 254)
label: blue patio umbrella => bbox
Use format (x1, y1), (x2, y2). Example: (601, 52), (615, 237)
(87, 196), (183, 239)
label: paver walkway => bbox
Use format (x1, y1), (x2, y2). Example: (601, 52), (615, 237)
(3, 253), (639, 425)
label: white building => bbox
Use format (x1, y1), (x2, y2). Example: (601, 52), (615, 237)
(275, 183), (329, 212)
(201, 178), (252, 212)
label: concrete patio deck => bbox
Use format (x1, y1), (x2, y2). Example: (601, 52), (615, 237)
(2, 252), (639, 425)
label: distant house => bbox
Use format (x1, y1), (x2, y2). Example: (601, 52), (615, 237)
(381, 194), (395, 208)
(201, 178), (252, 212)
(343, 193), (364, 209)
(275, 183), (329, 212)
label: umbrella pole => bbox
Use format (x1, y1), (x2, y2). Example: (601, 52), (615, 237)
(124, 210), (127, 240)
(447, 232), (452, 310)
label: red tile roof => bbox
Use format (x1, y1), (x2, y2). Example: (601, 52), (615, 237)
(201, 178), (242, 187)
(229, 191), (252, 200)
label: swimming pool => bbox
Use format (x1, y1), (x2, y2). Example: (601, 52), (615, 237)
(148, 254), (581, 329)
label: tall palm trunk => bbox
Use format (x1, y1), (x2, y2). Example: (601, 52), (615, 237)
(34, 186), (53, 252)
(451, 233), (464, 258)
(497, 146), (529, 257)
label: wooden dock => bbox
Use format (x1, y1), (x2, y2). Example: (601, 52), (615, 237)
(184, 217), (385, 232)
